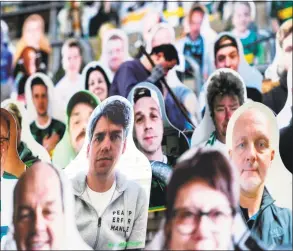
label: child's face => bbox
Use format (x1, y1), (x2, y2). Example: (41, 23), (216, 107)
(232, 3), (251, 33)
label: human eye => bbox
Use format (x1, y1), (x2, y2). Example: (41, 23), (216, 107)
(237, 141), (245, 149)
(135, 116), (143, 124)
(216, 107), (224, 112)
(151, 113), (158, 120)
(74, 120), (80, 125)
(95, 133), (104, 142)
(18, 209), (33, 221)
(257, 139), (268, 149)
(110, 133), (122, 142)
(218, 55), (225, 62)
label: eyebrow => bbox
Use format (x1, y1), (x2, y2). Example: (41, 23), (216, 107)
(215, 103), (239, 108)
(94, 130), (122, 136)
(135, 107), (159, 116)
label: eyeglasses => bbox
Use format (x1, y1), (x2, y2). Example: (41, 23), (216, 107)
(172, 207), (235, 235)
(0, 137), (9, 146)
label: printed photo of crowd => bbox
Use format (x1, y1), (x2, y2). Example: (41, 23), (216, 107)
(1, 1), (292, 250)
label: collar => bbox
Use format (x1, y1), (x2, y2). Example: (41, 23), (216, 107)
(35, 116), (52, 129)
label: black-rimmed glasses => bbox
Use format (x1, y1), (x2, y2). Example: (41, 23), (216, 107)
(172, 207), (235, 235)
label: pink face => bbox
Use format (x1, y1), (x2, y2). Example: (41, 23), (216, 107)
(189, 10), (204, 39)
(88, 70), (108, 101)
(230, 109), (275, 193)
(232, 3), (251, 33)
(215, 41), (240, 71)
(23, 20), (43, 47)
(107, 38), (125, 73)
(62, 46), (82, 74)
(213, 95), (240, 143)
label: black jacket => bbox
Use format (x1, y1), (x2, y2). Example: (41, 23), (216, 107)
(263, 72), (288, 115)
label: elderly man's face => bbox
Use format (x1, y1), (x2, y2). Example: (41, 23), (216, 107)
(134, 97), (163, 158)
(230, 109), (275, 193)
(13, 163), (65, 250)
(87, 116), (126, 177)
(168, 180), (234, 250)
(282, 32), (292, 71)
(215, 41), (240, 71)
(0, 117), (9, 176)
(213, 95), (240, 143)
(69, 102), (94, 154)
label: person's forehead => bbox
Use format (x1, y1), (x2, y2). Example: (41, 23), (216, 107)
(89, 70), (103, 77)
(216, 43), (238, 56)
(214, 94), (240, 106)
(94, 116), (123, 132)
(32, 84), (47, 93)
(134, 97), (160, 114)
(17, 165), (61, 204)
(71, 102), (93, 116)
(233, 109), (271, 137)
(108, 38), (124, 48)
(0, 119), (8, 136)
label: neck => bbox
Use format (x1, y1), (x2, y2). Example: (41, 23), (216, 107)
(37, 114), (49, 126)
(66, 71), (79, 82)
(240, 185), (264, 218)
(189, 32), (200, 41)
(144, 147), (164, 162)
(87, 171), (115, 193)
(140, 55), (153, 72)
(216, 131), (226, 144)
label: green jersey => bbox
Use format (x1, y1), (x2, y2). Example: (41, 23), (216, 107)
(271, 1), (292, 24)
(30, 118), (65, 146)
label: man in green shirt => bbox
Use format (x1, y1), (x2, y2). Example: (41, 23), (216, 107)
(29, 76), (65, 156)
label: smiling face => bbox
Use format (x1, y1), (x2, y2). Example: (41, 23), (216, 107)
(215, 40), (240, 71)
(88, 70), (108, 101)
(168, 180), (234, 250)
(87, 116), (126, 177)
(69, 102), (94, 154)
(213, 95), (240, 143)
(232, 3), (251, 33)
(13, 163), (65, 250)
(230, 109), (275, 193)
(134, 97), (163, 158)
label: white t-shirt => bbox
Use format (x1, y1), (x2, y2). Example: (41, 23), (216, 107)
(85, 180), (116, 217)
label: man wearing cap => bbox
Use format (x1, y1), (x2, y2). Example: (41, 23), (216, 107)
(71, 98), (148, 250)
(213, 32), (263, 98)
(52, 91), (99, 169)
(110, 44), (187, 130)
(29, 76), (65, 155)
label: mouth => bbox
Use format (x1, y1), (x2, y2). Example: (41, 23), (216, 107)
(97, 157), (113, 161)
(144, 136), (156, 140)
(28, 240), (50, 250)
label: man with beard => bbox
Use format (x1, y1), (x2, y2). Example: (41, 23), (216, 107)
(29, 77), (65, 154)
(71, 98), (148, 250)
(52, 91), (99, 169)
(263, 19), (292, 115)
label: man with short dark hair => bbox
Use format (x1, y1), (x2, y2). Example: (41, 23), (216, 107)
(29, 76), (65, 155)
(110, 44), (186, 130)
(71, 97), (148, 250)
(192, 69), (246, 155)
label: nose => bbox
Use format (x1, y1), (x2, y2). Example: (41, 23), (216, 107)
(224, 57), (232, 68)
(33, 209), (46, 233)
(101, 135), (111, 151)
(246, 143), (256, 165)
(191, 215), (213, 240)
(144, 117), (153, 131)
(225, 108), (233, 120)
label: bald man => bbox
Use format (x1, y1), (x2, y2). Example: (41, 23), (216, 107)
(229, 107), (292, 248)
(10, 161), (91, 250)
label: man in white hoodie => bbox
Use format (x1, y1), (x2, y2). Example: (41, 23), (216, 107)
(71, 97), (148, 250)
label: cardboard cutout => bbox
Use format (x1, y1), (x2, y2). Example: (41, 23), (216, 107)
(1, 99), (50, 163)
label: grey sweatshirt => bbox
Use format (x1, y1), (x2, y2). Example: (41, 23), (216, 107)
(71, 171), (148, 250)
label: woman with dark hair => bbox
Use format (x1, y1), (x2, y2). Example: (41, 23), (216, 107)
(162, 149), (239, 250)
(83, 62), (111, 102)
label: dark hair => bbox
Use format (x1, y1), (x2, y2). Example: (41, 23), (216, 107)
(85, 65), (111, 92)
(165, 149), (238, 246)
(1, 110), (11, 139)
(5, 103), (22, 130)
(108, 34), (123, 41)
(214, 35), (238, 59)
(89, 100), (131, 141)
(189, 4), (205, 21)
(30, 76), (48, 92)
(150, 44), (179, 65)
(207, 71), (245, 119)
(62, 38), (82, 56)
